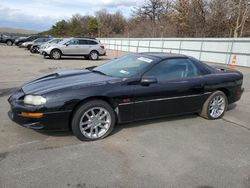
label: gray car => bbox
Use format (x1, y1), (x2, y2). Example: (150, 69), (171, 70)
(22, 37), (51, 50)
(39, 38), (64, 51)
(30, 38), (56, 53)
(40, 38), (106, 60)
(0, 34), (17, 45)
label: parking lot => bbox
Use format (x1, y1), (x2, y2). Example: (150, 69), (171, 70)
(0, 45), (250, 188)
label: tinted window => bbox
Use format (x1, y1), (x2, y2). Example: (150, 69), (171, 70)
(88, 40), (98, 45)
(29, 36), (37, 40)
(43, 38), (50, 42)
(48, 39), (62, 44)
(34, 38), (44, 42)
(145, 58), (200, 81)
(79, 40), (89, 45)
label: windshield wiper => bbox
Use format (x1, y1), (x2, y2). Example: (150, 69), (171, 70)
(90, 69), (107, 76)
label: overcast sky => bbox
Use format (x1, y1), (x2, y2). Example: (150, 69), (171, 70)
(0, 0), (143, 31)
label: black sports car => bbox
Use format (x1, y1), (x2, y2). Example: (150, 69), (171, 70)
(8, 53), (244, 141)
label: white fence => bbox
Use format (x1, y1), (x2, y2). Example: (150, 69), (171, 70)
(99, 38), (250, 67)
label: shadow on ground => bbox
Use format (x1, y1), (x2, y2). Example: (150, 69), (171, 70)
(35, 114), (199, 138)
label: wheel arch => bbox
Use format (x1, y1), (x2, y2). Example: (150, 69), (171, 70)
(6, 39), (13, 45)
(217, 88), (230, 98)
(90, 50), (99, 55)
(51, 48), (62, 55)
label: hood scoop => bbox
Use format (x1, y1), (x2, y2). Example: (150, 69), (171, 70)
(26, 69), (90, 84)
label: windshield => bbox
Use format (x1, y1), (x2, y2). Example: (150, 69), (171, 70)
(34, 38), (44, 43)
(58, 38), (71, 45)
(93, 54), (155, 78)
(48, 38), (62, 44)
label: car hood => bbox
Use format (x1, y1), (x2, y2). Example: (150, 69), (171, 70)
(23, 41), (33, 45)
(21, 69), (122, 95)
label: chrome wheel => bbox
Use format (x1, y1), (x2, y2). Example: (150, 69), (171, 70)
(90, 51), (98, 60)
(52, 50), (61, 59)
(209, 95), (225, 118)
(6, 40), (12, 46)
(79, 107), (111, 139)
(33, 47), (38, 53)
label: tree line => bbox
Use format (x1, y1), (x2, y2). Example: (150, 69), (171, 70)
(41, 0), (250, 38)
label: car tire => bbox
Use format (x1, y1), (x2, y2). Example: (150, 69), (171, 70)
(199, 91), (228, 120)
(89, 50), (99, 60)
(30, 47), (35, 53)
(50, 49), (61, 60)
(72, 100), (116, 141)
(31, 47), (39, 54)
(6, 40), (13, 46)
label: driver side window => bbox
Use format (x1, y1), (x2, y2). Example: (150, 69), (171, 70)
(144, 58), (200, 81)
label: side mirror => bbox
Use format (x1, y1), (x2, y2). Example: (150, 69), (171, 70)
(65, 43), (70, 46)
(141, 76), (157, 86)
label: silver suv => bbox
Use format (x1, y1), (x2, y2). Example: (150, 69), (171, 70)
(40, 38), (106, 60)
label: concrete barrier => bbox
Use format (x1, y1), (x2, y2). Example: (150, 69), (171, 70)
(99, 38), (250, 67)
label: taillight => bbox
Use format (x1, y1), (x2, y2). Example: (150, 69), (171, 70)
(100, 45), (105, 49)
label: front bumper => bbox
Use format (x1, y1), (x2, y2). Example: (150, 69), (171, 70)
(40, 51), (49, 56)
(8, 109), (71, 130)
(8, 91), (71, 130)
(40, 48), (51, 56)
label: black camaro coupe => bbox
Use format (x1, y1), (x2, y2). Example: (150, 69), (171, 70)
(8, 53), (244, 141)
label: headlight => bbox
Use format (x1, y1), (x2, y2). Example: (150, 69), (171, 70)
(24, 95), (46, 106)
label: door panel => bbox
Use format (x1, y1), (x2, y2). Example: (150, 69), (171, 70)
(79, 40), (91, 54)
(62, 45), (79, 54)
(132, 58), (206, 120)
(62, 39), (79, 54)
(132, 77), (205, 120)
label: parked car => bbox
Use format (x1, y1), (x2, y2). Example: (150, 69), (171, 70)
(40, 37), (106, 60)
(14, 35), (47, 46)
(20, 41), (34, 48)
(14, 36), (27, 46)
(0, 33), (17, 45)
(8, 53), (244, 141)
(21, 37), (51, 50)
(29, 38), (53, 53)
(33, 38), (63, 54)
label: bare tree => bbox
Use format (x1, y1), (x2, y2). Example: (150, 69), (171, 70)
(42, 0), (250, 38)
(133, 0), (169, 37)
(172, 0), (191, 37)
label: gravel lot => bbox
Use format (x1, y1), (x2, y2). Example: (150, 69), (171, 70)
(0, 45), (250, 188)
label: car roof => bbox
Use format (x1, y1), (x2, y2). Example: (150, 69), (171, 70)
(70, 37), (97, 40)
(139, 52), (187, 60)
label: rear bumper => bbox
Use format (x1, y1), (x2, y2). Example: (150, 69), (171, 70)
(100, 52), (106, 56)
(228, 87), (244, 104)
